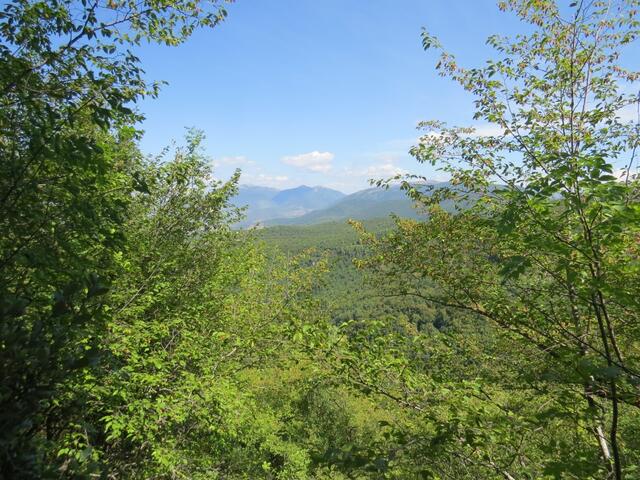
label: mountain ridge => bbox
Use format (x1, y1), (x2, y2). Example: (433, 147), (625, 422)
(233, 184), (346, 227)
(233, 182), (447, 228)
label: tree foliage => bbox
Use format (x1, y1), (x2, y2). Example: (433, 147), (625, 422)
(3, 0), (640, 478)
(0, 0), (231, 476)
(356, 0), (640, 478)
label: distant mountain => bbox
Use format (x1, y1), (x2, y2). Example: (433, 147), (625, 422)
(233, 185), (346, 227)
(263, 184), (427, 226)
(232, 182), (462, 228)
(272, 185), (345, 209)
(234, 185), (280, 205)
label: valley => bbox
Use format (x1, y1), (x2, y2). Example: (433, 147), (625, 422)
(257, 218), (456, 331)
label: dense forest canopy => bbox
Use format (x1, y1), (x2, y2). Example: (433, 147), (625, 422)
(1, 0), (639, 479)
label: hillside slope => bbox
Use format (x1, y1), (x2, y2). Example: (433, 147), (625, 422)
(264, 184), (433, 226)
(233, 185), (345, 227)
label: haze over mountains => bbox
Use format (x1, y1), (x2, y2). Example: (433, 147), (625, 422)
(233, 183), (431, 228)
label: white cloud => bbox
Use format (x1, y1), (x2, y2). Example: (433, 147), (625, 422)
(342, 163), (408, 180)
(618, 104), (638, 123)
(469, 124), (504, 137)
(281, 150), (334, 173)
(364, 163), (408, 177)
(419, 131), (445, 141)
(241, 173), (290, 188)
(417, 125), (503, 141)
(614, 167), (638, 182)
(212, 155), (254, 168)
(614, 80), (639, 122)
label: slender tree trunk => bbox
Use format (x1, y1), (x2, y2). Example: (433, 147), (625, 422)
(567, 275), (615, 477)
(591, 292), (623, 480)
(585, 379), (614, 477)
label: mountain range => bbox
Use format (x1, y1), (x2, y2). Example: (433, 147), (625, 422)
(232, 183), (435, 228)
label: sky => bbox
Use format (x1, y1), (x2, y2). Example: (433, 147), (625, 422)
(133, 0), (631, 193)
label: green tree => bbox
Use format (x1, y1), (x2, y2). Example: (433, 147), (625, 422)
(58, 131), (346, 478)
(0, 1), (230, 476)
(357, 0), (640, 478)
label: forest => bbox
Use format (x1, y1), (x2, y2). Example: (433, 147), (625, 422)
(1, 1), (639, 479)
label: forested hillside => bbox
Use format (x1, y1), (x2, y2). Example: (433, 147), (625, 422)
(1, 1), (639, 479)
(259, 220), (454, 328)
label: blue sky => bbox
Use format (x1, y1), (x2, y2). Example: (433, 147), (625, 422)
(134, 1), (536, 192)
